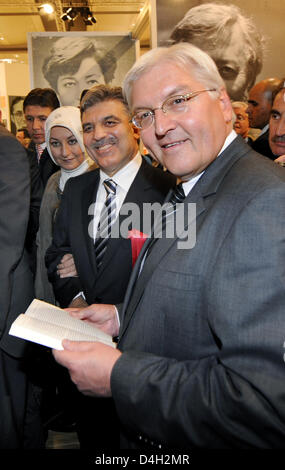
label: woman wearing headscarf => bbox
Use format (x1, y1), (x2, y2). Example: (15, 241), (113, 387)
(35, 106), (96, 304)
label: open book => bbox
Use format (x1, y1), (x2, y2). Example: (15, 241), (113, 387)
(9, 299), (115, 350)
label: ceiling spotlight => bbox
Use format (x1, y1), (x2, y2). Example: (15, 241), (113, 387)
(81, 7), (97, 25)
(60, 7), (78, 22)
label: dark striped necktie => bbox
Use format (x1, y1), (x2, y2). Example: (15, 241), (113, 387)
(94, 178), (117, 268)
(154, 182), (185, 235)
(141, 182), (186, 265)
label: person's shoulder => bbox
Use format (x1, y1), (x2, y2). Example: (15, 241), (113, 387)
(231, 144), (285, 192)
(65, 166), (100, 191)
(140, 157), (176, 186)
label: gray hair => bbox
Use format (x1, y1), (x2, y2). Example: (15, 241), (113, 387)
(232, 101), (248, 110)
(123, 42), (225, 107)
(169, 3), (264, 79)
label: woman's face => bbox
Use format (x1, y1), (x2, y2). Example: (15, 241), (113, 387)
(49, 126), (85, 170)
(57, 57), (105, 107)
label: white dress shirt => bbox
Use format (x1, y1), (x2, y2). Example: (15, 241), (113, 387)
(92, 152), (142, 241)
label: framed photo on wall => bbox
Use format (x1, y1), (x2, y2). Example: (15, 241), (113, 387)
(9, 95), (26, 135)
(28, 32), (139, 107)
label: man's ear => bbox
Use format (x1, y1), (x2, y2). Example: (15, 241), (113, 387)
(131, 123), (140, 141)
(219, 87), (233, 123)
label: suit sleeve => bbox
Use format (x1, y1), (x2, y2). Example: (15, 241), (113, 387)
(0, 132), (30, 335)
(111, 185), (285, 448)
(45, 181), (84, 307)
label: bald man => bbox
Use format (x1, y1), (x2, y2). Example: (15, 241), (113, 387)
(247, 78), (282, 159)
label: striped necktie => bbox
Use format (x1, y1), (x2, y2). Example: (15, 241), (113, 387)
(141, 182), (185, 267)
(153, 182), (185, 237)
(36, 144), (44, 161)
(94, 179), (117, 268)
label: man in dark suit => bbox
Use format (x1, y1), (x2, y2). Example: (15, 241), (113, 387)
(23, 88), (60, 275)
(24, 88), (60, 188)
(247, 78), (282, 159)
(53, 43), (285, 449)
(46, 85), (175, 448)
(0, 125), (42, 448)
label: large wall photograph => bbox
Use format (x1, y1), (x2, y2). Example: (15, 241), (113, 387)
(154, 0), (285, 101)
(28, 32), (139, 107)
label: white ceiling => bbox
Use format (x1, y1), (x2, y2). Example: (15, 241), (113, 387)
(0, 0), (150, 64)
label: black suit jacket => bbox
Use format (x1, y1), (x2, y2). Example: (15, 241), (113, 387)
(27, 142), (58, 188)
(46, 159), (176, 307)
(0, 126), (34, 357)
(250, 129), (275, 160)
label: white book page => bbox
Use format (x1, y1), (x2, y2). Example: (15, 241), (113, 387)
(9, 299), (115, 349)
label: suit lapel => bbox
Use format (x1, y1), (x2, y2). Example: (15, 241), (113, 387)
(119, 136), (250, 339)
(81, 171), (100, 278)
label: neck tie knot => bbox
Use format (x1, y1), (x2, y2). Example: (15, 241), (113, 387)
(103, 179), (117, 196)
(36, 144), (44, 161)
(170, 182), (185, 205)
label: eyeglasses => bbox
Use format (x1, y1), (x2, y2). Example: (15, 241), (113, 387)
(132, 89), (216, 130)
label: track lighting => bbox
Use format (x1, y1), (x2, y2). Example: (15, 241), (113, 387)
(60, 7), (78, 23)
(81, 7), (97, 25)
(60, 6), (96, 25)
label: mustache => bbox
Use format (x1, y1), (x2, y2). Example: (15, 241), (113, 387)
(92, 136), (117, 149)
(271, 135), (285, 143)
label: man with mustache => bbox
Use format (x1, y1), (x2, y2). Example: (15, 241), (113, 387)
(46, 84), (175, 448)
(269, 80), (285, 165)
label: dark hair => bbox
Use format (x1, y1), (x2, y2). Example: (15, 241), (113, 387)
(17, 127), (30, 138)
(80, 84), (129, 116)
(23, 88), (60, 112)
(80, 89), (89, 102)
(42, 38), (117, 90)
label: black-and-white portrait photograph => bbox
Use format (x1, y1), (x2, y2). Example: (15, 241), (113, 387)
(155, 0), (285, 101)
(9, 96), (26, 135)
(28, 32), (138, 107)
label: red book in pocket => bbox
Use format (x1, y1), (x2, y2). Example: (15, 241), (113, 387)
(128, 229), (148, 267)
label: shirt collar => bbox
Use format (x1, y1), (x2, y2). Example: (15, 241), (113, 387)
(99, 151), (142, 192)
(259, 124), (269, 137)
(182, 130), (237, 196)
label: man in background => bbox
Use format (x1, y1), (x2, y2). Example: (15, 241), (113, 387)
(24, 87), (60, 188)
(269, 80), (285, 164)
(232, 101), (252, 143)
(247, 77), (282, 159)
(23, 88), (59, 275)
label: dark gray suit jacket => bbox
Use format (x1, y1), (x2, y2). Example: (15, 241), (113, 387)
(0, 125), (34, 357)
(111, 136), (285, 449)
